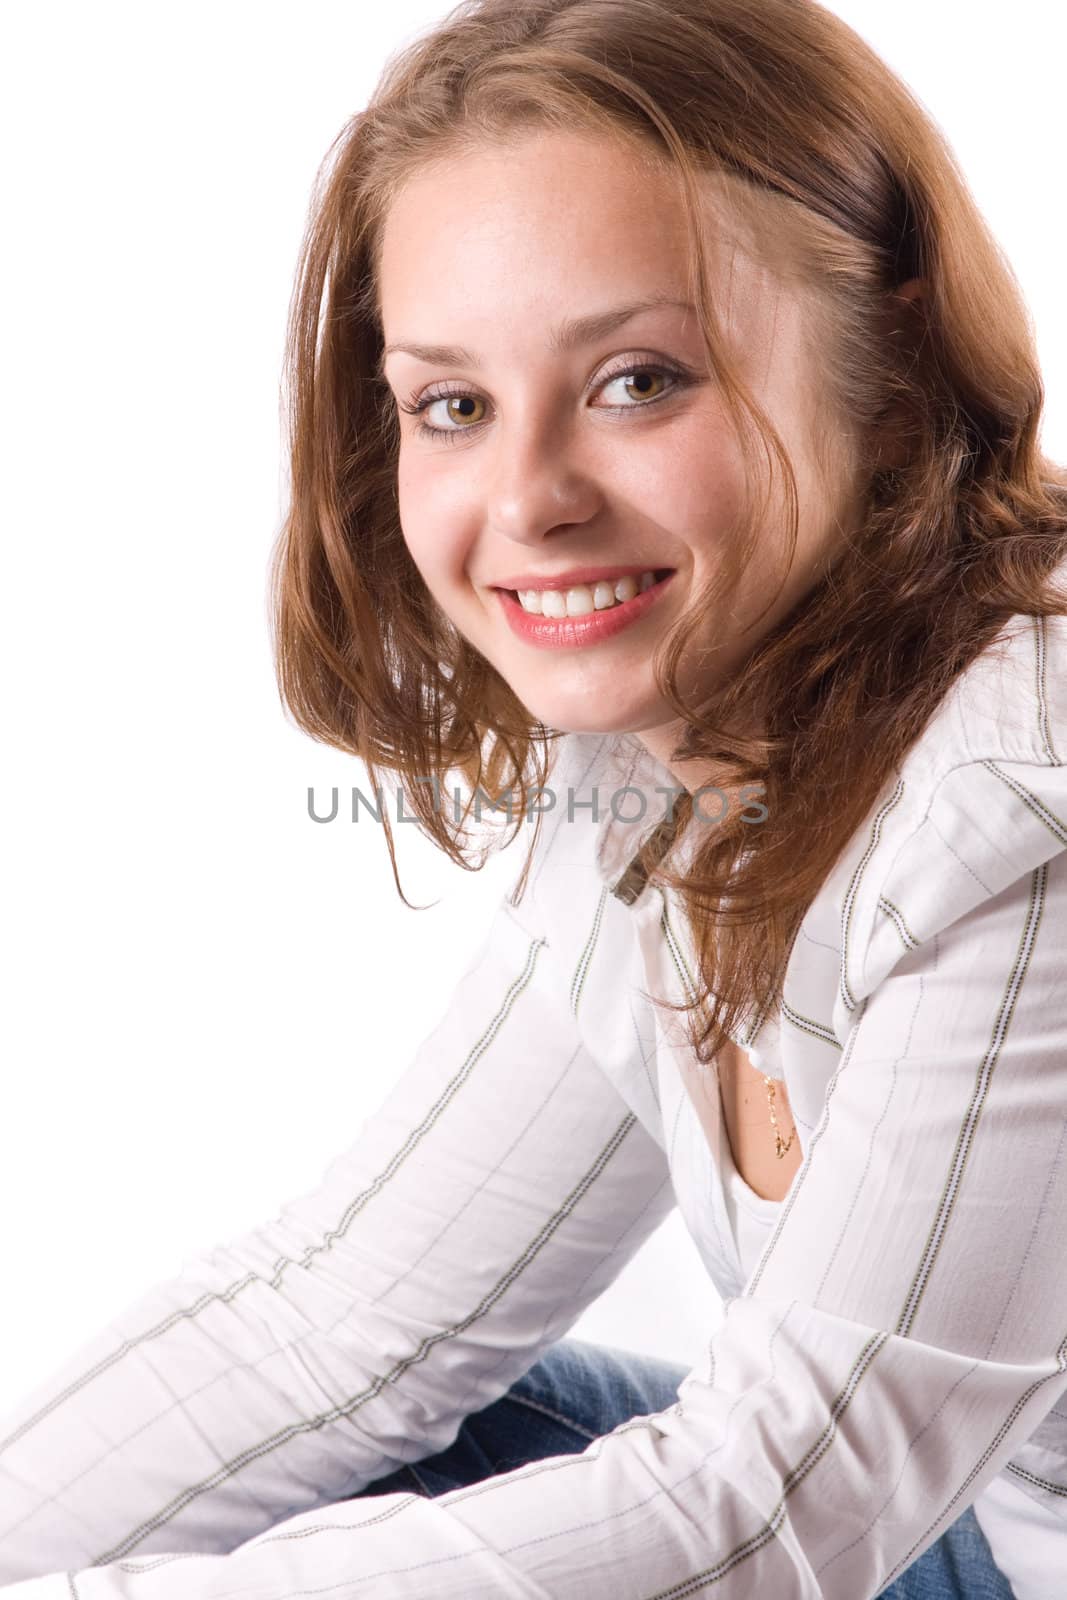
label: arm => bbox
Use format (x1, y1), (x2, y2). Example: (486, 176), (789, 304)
(0, 875), (676, 1583)
(6, 755), (1067, 1598)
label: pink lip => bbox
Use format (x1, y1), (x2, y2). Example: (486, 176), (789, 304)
(491, 564), (670, 593)
(495, 570), (676, 649)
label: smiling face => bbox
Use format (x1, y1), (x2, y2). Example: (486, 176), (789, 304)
(377, 128), (865, 776)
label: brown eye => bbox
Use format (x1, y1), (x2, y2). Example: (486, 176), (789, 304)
(398, 358), (691, 445)
(398, 385), (489, 444)
(614, 370), (668, 402)
(595, 362), (689, 410)
(438, 395), (486, 427)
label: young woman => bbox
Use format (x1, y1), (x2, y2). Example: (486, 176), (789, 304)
(2, 1), (1066, 1595)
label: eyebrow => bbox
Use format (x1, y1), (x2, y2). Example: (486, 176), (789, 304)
(377, 295), (696, 380)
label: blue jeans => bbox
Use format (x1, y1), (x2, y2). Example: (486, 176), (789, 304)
(353, 1337), (1015, 1598)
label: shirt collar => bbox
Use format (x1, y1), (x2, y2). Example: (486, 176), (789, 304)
(580, 733), (690, 893)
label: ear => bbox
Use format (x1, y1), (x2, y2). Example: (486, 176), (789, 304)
(867, 277), (928, 474)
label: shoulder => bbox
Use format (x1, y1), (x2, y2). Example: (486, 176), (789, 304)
(834, 611), (1067, 1009)
(907, 610), (1067, 781)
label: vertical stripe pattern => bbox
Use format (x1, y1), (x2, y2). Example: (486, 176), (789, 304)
(3, 612), (1067, 1597)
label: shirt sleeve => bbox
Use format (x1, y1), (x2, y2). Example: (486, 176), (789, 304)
(5, 754), (1067, 1600)
(0, 870), (676, 1587)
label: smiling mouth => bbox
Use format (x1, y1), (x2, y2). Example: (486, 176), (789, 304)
(502, 567), (674, 618)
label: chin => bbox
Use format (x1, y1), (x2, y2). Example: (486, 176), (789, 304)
(516, 695), (658, 738)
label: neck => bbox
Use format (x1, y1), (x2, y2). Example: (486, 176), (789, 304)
(634, 718), (750, 799)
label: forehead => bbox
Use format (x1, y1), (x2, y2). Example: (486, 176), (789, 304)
(375, 129), (822, 402)
(378, 130), (785, 320)
(381, 127), (687, 232)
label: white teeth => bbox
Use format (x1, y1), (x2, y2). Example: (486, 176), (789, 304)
(564, 586), (595, 617)
(515, 570), (660, 616)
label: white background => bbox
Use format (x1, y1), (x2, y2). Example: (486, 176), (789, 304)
(1, 1), (1064, 1416)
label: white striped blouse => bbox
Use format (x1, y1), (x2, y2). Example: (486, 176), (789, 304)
(2, 609), (1067, 1598)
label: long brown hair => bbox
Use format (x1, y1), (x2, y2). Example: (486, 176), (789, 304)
(269, 0), (1067, 1064)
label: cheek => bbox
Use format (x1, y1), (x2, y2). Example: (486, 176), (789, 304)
(397, 463), (459, 587)
(660, 455), (746, 558)
(397, 513), (481, 645)
(629, 412), (744, 527)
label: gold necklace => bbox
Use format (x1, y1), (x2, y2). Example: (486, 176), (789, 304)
(762, 1074), (797, 1159)
(610, 826), (798, 1162)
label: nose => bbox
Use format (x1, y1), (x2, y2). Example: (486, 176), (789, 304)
(485, 416), (604, 549)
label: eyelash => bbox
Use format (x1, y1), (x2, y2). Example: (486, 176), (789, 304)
(395, 356), (694, 445)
